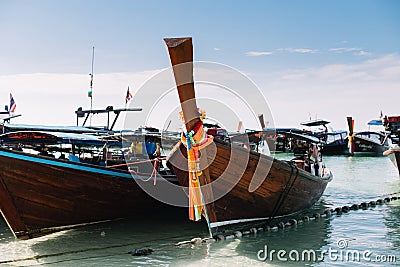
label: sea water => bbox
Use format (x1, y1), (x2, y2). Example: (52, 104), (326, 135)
(1, 155), (400, 266)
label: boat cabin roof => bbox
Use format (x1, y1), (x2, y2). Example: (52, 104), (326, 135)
(1, 114), (22, 123)
(388, 116), (400, 123)
(326, 130), (347, 135)
(262, 128), (304, 134)
(1, 124), (101, 134)
(75, 106), (142, 116)
(0, 131), (121, 146)
(103, 131), (180, 146)
(367, 119), (383, 126)
(239, 130), (322, 144)
(355, 131), (386, 137)
(286, 132), (322, 144)
(300, 119), (330, 127)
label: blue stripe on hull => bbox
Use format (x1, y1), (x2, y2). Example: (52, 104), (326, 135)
(0, 150), (134, 179)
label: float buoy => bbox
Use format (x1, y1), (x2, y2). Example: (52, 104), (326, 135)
(128, 248), (154, 256)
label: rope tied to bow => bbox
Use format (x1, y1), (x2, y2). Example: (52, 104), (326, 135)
(180, 109), (214, 221)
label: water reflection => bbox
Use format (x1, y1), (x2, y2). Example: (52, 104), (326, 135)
(384, 202), (400, 250)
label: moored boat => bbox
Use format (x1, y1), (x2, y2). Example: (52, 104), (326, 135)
(301, 119), (348, 155)
(0, 147), (174, 239)
(320, 130), (348, 155)
(164, 37), (333, 235)
(347, 117), (392, 156)
(352, 131), (391, 156)
(0, 108), (179, 239)
(383, 146), (400, 175)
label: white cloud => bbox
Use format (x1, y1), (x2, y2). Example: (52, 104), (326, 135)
(245, 51), (273, 57)
(247, 47), (323, 57)
(213, 47), (221, 51)
(328, 47), (371, 56)
(328, 47), (362, 52)
(380, 65), (400, 77)
(354, 50), (371, 56)
(278, 48), (318, 54)
(328, 47), (372, 56)
(253, 53), (400, 130)
(246, 48), (318, 57)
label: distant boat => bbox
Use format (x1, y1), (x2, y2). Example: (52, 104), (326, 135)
(287, 131), (322, 156)
(300, 119), (348, 155)
(164, 37), (333, 235)
(269, 128), (304, 153)
(347, 117), (392, 156)
(320, 130), (349, 155)
(0, 108), (179, 239)
(352, 131), (391, 156)
(248, 127), (317, 154)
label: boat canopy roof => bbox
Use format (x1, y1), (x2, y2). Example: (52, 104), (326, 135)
(355, 131), (386, 137)
(262, 128), (304, 134)
(300, 119), (330, 127)
(285, 132), (322, 144)
(0, 131), (121, 146)
(367, 119), (383, 126)
(103, 131), (180, 146)
(326, 130), (347, 135)
(2, 124), (101, 134)
(75, 106), (142, 116)
(239, 129), (322, 144)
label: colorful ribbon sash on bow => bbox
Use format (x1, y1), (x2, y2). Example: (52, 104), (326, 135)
(180, 110), (213, 221)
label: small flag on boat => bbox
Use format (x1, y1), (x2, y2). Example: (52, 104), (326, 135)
(125, 86), (133, 103)
(9, 93), (16, 113)
(88, 69), (94, 98)
(379, 110), (383, 118)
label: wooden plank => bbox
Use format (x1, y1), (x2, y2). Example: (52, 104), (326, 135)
(0, 176), (28, 236)
(164, 37), (200, 131)
(169, 135), (330, 224)
(0, 150), (176, 238)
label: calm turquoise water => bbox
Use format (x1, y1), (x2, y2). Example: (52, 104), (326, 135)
(1, 155), (400, 266)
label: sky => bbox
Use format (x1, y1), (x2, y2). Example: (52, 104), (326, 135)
(0, 0), (399, 132)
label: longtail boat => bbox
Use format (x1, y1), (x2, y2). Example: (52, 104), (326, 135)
(320, 130), (348, 155)
(0, 108), (179, 239)
(383, 146), (400, 175)
(347, 117), (392, 156)
(301, 119), (349, 155)
(164, 37), (333, 235)
(383, 115), (400, 174)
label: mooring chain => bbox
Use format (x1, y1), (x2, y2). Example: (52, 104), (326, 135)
(175, 192), (400, 245)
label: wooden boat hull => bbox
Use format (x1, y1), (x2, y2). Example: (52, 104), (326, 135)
(322, 142), (349, 155)
(352, 136), (388, 156)
(388, 150), (400, 175)
(168, 138), (332, 234)
(0, 148), (176, 239)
